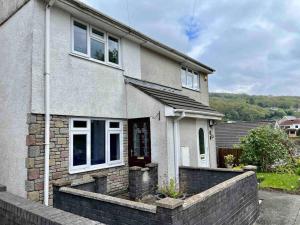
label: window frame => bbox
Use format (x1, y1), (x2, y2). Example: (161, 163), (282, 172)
(69, 118), (123, 174)
(71, 18), (121, 67)
(181, 67), (201, 91)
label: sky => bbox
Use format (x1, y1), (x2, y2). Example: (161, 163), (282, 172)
(81, 0), (300, 96)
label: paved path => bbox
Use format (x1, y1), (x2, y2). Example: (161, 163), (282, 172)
(255, 190), (300, 225)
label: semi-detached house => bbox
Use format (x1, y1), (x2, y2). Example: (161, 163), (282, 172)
(0, 0), (223, 205)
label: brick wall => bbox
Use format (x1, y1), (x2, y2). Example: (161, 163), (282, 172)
(53, 171), (259, 225)
(26, 114), (129, 204)
(0, 186), (103, 225)
(179, 166), (243, 194)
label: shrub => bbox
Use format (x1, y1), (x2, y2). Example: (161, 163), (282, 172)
(224, 154), (235, 167)
(240, 125), (294, 172)
(158, 179), (183, 199)
(296, 167), (300, 176)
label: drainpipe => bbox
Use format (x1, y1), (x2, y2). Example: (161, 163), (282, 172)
(173, 111), (185, 188)
(44, 0), (56, 206)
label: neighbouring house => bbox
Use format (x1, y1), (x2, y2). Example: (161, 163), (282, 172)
(276, 116), (300, 138)
(0, 0), (224, 206)
(215, 121), (274, 167)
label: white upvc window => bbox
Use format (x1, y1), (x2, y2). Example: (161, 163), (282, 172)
(71, 18), (121, 66)
(69, 118), (123, 174)
(181, 67), (200, 91)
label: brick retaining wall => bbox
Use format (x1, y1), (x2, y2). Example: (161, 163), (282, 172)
(0, 185), (103, 225)
(54, 169), (259, 225)
(26, 114), (129, 204)
(179, 166), (243, 194)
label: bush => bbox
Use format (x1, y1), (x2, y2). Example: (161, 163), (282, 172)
(240, 125), (294, 172)
(224, 154), (235, 167)
(158, 179), (183, 199)
(296, 167), (300, 176)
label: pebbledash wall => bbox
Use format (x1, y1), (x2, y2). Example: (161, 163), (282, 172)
(26, 113), (129, 204)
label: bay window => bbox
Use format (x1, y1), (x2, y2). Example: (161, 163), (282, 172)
(181, 67), (200, 91)
(72, 19), (120, 66)
(69, 118), (123, 173)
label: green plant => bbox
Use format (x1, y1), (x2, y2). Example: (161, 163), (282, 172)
(296, 167), (300, 176)
(224, 154), (235, 167)
(240, 125), (295, 172)
(159, 179), (183, 199)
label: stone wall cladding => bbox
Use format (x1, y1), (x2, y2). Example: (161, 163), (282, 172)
(0, 187), (103, 225)
(26, 114), (129, 204)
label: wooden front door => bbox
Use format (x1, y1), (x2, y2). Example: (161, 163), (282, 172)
(128, 117), (151, 167)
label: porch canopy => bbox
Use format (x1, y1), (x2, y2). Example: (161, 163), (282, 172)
(125, 77), (223, 120)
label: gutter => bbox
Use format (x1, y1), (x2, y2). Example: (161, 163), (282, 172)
(44, 0), (56, 206)
(173, 111), (185, 187)
(174, 109), (224, 118)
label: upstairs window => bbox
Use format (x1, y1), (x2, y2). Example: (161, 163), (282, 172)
(181, 67), (200, 91)
(72, 19), (120, 66)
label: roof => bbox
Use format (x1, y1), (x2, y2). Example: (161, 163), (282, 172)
(59, 0), (214, 73)
(279, 119), (300, 126)
(126, 78), (220, 115)
(215, 121), (274, 149)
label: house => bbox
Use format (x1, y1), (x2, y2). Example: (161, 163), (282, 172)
(276, 116), (300, 138)
(215, 121), (274, 167)
(0, 0), (223, 206)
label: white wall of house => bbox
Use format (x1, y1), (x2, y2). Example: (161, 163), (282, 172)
(0, 0), (34, 197)
(140, 47), (210, 105)
(126, 85), (169, 185)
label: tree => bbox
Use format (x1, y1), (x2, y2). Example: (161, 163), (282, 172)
(240, 125), (294, 171)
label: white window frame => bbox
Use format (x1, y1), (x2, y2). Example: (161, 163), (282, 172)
(71, 18), (89, 57)
(69, 118), (123, 174)
(71, 18), (121, 67)
(181, 67), (201, 91)
(107, 33), (121, 66)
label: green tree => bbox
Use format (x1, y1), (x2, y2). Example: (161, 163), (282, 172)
(240, 126), (293, 171)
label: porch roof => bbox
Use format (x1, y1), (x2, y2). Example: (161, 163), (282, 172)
(126, 78), (222, 117)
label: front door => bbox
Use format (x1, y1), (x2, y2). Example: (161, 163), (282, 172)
(128, 117), (151, 167)
(197, 121), (210, 167)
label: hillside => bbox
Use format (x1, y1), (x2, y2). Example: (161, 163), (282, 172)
(209, 93), (300, 121)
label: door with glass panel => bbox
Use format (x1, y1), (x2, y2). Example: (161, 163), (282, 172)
(198, 123), (210, 167)
(128, 118), (151, 167)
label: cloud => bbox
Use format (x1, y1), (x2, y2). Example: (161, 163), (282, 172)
(81, 0), (300, 96)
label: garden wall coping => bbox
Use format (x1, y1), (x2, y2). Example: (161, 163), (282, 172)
(156, 197), (184, 209)
(179, 166), (244, 173)
(59, 187), (157, 213)
(182, 171), (255, 209)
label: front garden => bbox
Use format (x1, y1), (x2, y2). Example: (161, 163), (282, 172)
(227, 125), (300, 193)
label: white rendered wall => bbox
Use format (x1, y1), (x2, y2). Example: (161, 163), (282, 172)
(0, 0), (34, 197)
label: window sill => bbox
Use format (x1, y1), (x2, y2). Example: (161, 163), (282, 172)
(182, 86), (201, 93)
(69, 52), (124, 71)
(69, 163), (125, 174)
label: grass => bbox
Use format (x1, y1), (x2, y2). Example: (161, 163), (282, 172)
(257, 172), (300, 192)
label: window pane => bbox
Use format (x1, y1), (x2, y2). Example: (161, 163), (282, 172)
(110, 133), (120, 161)
(193, 74), (199, 90)
(92, 28), (104, 39)
(109, 122), (120, 128)
(91, 39), (105, 61)
(73, 120), (87, 128)
(73, 134), (87, 166)
(91, 120), (106, 165)
(181, 69), (186, 86)
(187, 71), (193, 88)
(74, 21), (87, 54)
(108, 36), (119, 64)
(199, 128), (205, 155)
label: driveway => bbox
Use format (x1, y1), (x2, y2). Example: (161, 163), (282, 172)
(255, 190), (300, 225)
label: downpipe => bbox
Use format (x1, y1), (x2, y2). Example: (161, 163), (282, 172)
(44, 0), (56, 206)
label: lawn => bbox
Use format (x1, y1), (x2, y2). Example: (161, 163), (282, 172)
(257, 172), (300, 192)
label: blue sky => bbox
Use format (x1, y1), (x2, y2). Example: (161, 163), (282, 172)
(81, 0), (300, 96)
